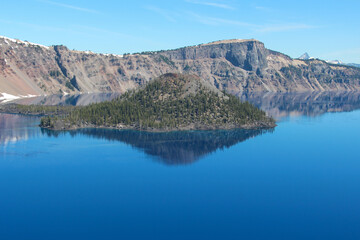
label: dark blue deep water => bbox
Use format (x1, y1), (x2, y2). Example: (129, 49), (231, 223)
(1, 92), (360, 240)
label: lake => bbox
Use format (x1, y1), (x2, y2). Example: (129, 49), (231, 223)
(1, 92), (360, 240)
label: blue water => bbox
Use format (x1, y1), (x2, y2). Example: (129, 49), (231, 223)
(1, 99), (360, 239)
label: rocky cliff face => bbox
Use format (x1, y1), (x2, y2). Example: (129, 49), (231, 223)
(1, 36), (360, 98)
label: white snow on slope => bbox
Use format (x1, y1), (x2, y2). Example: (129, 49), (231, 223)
(326, 60), (343, 65)
(0, 35), (49, 50)
(0, 93), (20, 103)
(0, 93), (40, 103)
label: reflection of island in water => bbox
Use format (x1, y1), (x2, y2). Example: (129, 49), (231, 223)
(42, 128), (273, 165)
(3, 91), (360, 164)
(238, 91), (360, 120)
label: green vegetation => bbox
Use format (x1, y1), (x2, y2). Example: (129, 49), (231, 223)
(158, 55), (176, 67)
(0, 104), (75, 116)
(49, 70), (61, 78)
(38, 73), (275, 131)
(280, 65), (303, 79)
(70, 76), (80, 91)
(65, 81), (75, 91)
(117, 67), (125, 75)
(183, 65), (191, 71)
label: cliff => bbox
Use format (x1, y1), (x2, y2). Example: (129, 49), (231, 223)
(1, 36), (360, 98)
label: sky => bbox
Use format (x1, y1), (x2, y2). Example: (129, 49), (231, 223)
(1, 0), (359, 63)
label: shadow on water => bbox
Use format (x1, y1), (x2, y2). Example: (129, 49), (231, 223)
(41, 128), (273, 165)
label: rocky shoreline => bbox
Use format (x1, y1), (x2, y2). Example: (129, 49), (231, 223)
(0, 102), (276, 133)
(39, 119), (276, 132)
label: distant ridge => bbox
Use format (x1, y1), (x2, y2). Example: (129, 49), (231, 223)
(297, 50), (360, 69)
(298, 52), (310, 60)
(1, 35), (360, 100)
(346, 63), (360, 68)
(202, 39), (260, 46)
(0, 35), (49, 49)
(326, 60), (343, 65)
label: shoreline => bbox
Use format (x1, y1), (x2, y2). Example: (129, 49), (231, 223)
(0, 111), (276, 133)
(40, 121), (277, 133)
(0, 106), (276, 133)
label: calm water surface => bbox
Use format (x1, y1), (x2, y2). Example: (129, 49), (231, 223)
(1, 93), (360, 240)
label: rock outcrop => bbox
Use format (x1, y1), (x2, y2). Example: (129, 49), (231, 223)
(1, 36), (360, 97)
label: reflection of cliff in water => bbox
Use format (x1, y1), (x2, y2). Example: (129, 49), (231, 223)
(42, 128), (273, 165)
(238, 91), (360, 119)
(13, 93), (121, 106)
(0, 113), (41, 145)
(10, 91), (360, 120)
(9, 91), (360, 120)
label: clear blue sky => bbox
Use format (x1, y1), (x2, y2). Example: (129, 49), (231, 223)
(1, 0), (359, 63)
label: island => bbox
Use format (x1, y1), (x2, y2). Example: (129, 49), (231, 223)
(37, 73), (275, 131)
(0, 73), (276, 131)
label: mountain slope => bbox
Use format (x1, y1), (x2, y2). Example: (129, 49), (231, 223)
(1, 36), (360, 98)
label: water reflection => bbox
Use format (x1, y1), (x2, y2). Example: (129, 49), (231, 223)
(2, 91), (360, 163)
(42, 128), (273, 165)
(0, 113), (271, 164)
(0, 113), (41, 145)
(238, 91), (360, 120)
(9, 91), (360, 120)
(12, 93), (121, 106)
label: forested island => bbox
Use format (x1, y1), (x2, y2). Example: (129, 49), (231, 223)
(1, 74), (276, 131)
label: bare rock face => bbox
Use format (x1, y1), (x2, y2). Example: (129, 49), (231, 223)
(161, 39), (268, 71)
(1, 36), (360, 97)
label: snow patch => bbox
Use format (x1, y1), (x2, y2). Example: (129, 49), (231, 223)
(0, 93), (40, 103)
(0, 93), (20, 103)
(326, 60), (343, 65)
(103, 53), (124, 58)
(0, 35), (50, 50)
